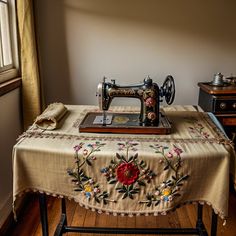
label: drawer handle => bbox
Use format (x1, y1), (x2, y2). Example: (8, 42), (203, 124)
(220, 102), (227, 109)
(233, 103), (236, 109)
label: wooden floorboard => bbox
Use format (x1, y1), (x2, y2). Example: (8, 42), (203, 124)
(6, 190), (236, 236)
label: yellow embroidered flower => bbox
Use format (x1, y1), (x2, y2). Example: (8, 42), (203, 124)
(162, 187), (171, 196)
(84, 184), (92, 192)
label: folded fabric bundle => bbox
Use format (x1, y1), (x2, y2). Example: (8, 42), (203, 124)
(34, 102), (68, 130)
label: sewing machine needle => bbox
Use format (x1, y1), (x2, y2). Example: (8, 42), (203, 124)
(102, 110), (107, 126)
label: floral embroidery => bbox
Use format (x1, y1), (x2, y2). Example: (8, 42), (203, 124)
(186, 117), (210, 139)
(116, 163), (140, 185)
(140, 144), (189, 206)
(101, 142), (156, 200)
(67, 141), (115, 204)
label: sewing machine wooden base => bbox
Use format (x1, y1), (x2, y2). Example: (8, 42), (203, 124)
(79, 112), (171, 134)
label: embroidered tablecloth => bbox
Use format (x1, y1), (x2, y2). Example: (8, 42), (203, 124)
(13, 105), (235, 219)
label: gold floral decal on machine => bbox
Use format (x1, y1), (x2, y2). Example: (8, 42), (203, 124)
(101, 142), (156, 200)
(67, 141), (115, 204)
(140, 144), (189, 207)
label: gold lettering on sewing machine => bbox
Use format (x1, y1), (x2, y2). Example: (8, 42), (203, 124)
(109, 89), (136, 96)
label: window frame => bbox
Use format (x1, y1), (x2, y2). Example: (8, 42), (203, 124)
(0, 0), (20, 86)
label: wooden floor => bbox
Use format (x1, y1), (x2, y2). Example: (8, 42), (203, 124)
(7, 190), (236, 236)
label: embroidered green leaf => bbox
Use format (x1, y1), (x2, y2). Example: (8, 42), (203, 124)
(133, 153), (138, 160)
(138, 180), (146, 186)
(95, 197), (100, 203)
(128, 185), (133, 191)
(74, 188), (83, 191)
(116, 187), (126, 193)
(128, 193), (134, 199)
(122, 192), (128, 199)
(130, 188), (140, 194)
(155, 200), (160, 206)
(164, 165), (169, 170)
(128, 156), (134, 162)
(117, 143), (124, 146)
(102, 191), (109, 198)
(81, 176), (89, 182)
(140, 161), (146, 168)
(68, 172), (78, 179)
(86, 159), (92, 166)
(176, 174), (189, 184)
(116, 153), (122, 159)
(108, 179), (117, 184)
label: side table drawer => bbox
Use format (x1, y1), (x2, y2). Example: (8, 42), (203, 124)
(216, 115), (236, 126)
(222, 117), (236, 126)
(214, 96), (236, 113)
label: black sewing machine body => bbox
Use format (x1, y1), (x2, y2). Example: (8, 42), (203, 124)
(97, 76), (175, 126)
(79, 76), (175, 134)
(98, 77), (161, 126)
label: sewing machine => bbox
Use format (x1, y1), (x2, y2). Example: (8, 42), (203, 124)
(79, 76), (175, 134)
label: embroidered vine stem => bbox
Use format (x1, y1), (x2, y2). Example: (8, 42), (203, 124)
(68, 141), (115, 204)
(77, 145), (103, 169)
(185, 116), (210, 139)
(150, 145), (179, 177)
(139, 144), (189, 206)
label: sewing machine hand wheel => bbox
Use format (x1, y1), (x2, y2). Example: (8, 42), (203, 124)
(161, 75), (175, 105)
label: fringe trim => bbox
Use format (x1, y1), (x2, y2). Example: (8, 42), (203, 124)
(13, 188), (227, 221)
(203, 113), (235, 148)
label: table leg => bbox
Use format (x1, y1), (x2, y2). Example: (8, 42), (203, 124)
(51, 199), (216, 235)
(54, 198), (67, 236)
(39, 193), (49, 236)
(210, 210), (218, 236)
(196, 204), (208, 236)
(61, 198), (67, 225)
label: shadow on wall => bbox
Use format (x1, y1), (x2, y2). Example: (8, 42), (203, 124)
(36, 0), (236, 106)
(65, 0), (236, 47)
(35, 0), (73, 104)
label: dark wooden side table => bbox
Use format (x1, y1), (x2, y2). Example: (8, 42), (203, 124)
(198, 82), (236, 143)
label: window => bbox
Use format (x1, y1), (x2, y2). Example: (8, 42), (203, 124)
(0, 0), (18, 84)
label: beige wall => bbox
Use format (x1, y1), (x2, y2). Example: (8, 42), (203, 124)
(0, 88), (21, 227)
(35, 0), (236, 106)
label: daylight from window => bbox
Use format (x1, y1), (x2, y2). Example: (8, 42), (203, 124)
(0, 0), (12, 70)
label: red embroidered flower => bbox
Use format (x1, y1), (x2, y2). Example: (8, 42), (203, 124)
(116, 163), (140, 185)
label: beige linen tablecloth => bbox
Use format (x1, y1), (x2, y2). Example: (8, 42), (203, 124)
(13, 105), (235, 220)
